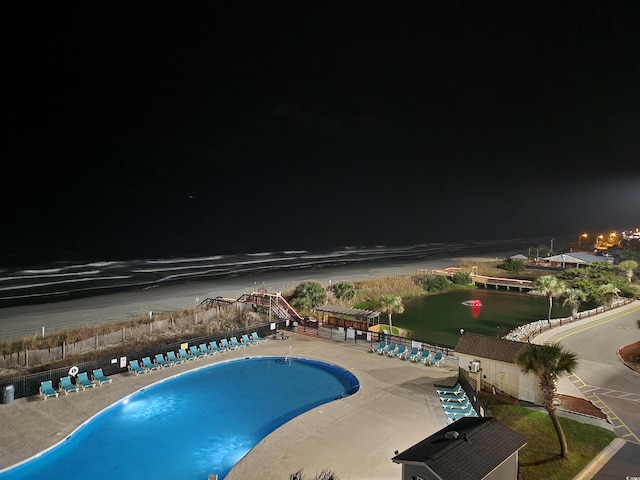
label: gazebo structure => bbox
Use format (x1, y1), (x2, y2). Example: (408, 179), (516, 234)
(313, 304), (381, 331)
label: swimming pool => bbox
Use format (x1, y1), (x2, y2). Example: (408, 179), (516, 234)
(0, 356), (360, 480)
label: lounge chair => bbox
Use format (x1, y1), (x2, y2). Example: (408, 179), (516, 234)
(445, 403), (476, 418)
(77, 372), (97, 390)
(59, 375), (79, 394)
(40, 380), (58, 399)
(230, 336), (247, 349)
(405, 347), (420, 361)
(413, 350), (430, 363)
(154, 353), (174, 367)
(241, 334), (260, 346)
(92, 368), (112, 385)
(178, 348), (197, 361)
(251, 331), (268, 343)
(438, 390), (468, 403)
(208, 342), (227, 354)
(166, 351), (185, 364)
(199, 343), (218, 355)
(142, 356), (161, 371)
(220, 338), (238, 350)
(380, 342), (397, 355)
(429, 352), (444, 366)
(189, 345), (207, 358)
(391, 344), (407, 358)
(128, 359), (149, 375)
(436, 383), (463, 395)
(372, 340), (387, 353)
(442, 399), (472, 410)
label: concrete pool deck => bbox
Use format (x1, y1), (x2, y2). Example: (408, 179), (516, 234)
(0, 334), (459, 479)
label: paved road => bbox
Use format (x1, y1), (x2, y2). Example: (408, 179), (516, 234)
(534, 302), (640, 479)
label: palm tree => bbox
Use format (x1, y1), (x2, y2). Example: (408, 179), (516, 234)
(531, 275), (566, 323)
(379, 294), (404, 336)
(618, 260), (638, 283)
(516, 343), (578, 458)
(561, 287), (586, 319)
(599, 283), (621, 307)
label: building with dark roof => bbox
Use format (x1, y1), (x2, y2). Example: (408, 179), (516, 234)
(454, 333), (538, 404)
(392, 416), (527, 480)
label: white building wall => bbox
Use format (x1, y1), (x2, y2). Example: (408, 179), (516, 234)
(457, 353), (538, 404)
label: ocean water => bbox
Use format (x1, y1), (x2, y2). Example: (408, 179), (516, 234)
(0, 237), (559, 308)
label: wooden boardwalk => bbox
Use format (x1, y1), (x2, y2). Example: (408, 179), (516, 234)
(471, 274), (533, 291)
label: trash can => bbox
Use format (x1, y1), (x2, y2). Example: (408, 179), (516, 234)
(2, 385), (14, 404)
(292, 321), (298, 333)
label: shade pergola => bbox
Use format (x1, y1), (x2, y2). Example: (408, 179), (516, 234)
(313, 304), (381, 331)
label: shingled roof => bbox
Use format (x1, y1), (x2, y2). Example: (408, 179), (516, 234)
(392, 417), (527, 480)
(454, 332), (526, 364)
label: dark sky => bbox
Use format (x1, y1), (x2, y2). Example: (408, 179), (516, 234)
(3, 1), (640, 264)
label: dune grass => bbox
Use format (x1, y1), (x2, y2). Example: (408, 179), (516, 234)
(481, 394), (616, 480)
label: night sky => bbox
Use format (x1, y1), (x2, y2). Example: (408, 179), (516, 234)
(3, 1), (639, 265)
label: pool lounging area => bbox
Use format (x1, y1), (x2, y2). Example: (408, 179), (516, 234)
(0, 335), (459, 480)
(0, 356), (358, 480)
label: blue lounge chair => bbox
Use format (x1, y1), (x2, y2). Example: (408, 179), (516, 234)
(59, 375), (79, 394)
(199, 343), (218, 355)
(189, 345), (207, 358)
(77, 372), (97, 390)
(220, 338), (238, 350)
(429, 352), (444, 366)
(438, 390), (468, 403)
(413, 349), (430, 363)
(251, 332), (268, 343)
(142, 356), (161, 371)
(372, 340), (387, 353)
(230, 336), (247, 349)
(391, 345), (408, 359)
(436, 383), (463, 395)
(380, 343), (397, 355)
(445, 403), (477, 418)
(166, 351), (185, 364)
(40, 380), (58, 399)
(442, 399), (472, 410)
(208, 341), (227, 354)
(92, 368), (112, 385)
(241, 334), (260, 346)
(154, 353), (174, 367)
(405, 347), (420, 361)
(178, 348), (197, 361)
(128, 359), (149, 375)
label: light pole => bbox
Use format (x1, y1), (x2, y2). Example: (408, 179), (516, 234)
(578, 233), (587, 251)
(550, 239), (554, 255)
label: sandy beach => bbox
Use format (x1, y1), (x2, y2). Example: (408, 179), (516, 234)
(0, 253), (512, 341)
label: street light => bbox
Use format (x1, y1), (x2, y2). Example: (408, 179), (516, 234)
(578, 233), (588, 251)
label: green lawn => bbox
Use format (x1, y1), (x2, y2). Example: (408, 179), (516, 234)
(481, 394), (616, 480)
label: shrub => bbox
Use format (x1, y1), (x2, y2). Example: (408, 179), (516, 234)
(416, 274), (451, 292)
(451, 271), (472, 285)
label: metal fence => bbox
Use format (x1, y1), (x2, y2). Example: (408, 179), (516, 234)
(0, 324), (276, 401)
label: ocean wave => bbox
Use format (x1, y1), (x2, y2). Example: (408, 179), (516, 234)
(0, 238), (550, 307)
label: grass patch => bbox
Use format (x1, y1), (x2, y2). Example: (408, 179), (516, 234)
(481, 394), (616, 480)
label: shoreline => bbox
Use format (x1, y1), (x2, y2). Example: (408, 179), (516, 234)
(0, 253), (514, 341)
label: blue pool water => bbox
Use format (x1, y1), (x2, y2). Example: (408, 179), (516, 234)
(0, 357), (359, 480)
